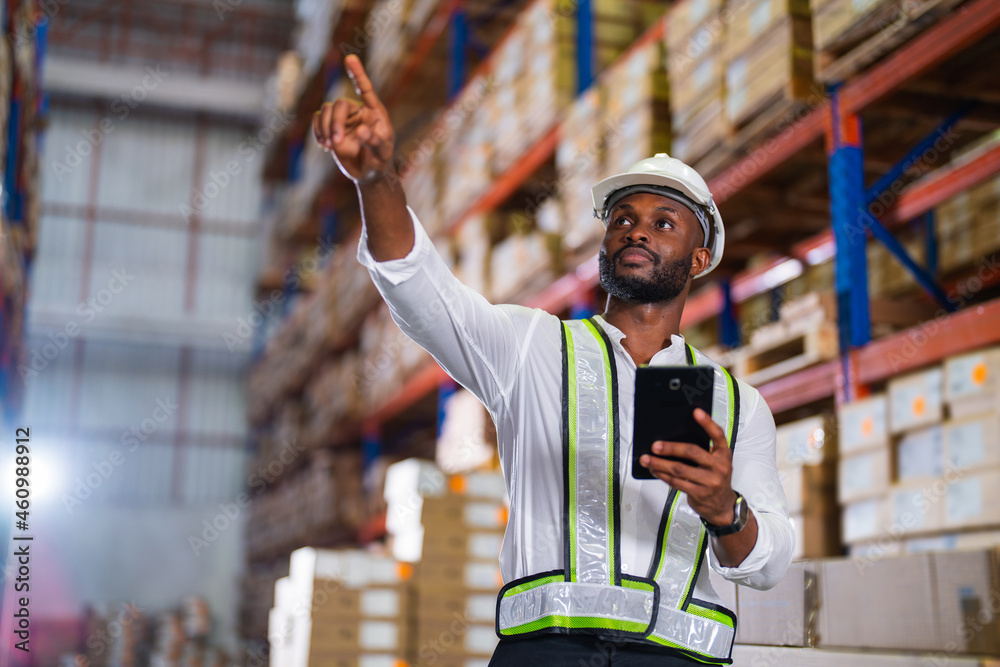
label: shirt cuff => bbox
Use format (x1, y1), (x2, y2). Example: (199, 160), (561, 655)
(708, 505), (775, 579)
(356, 206), (430, 286)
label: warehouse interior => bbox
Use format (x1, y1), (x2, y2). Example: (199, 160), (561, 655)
(2, 0), (1000, 665)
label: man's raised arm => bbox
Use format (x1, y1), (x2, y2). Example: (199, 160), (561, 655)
(312, 54), (412, 261)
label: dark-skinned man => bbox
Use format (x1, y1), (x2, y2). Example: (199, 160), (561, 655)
(313, 55), (793, 666)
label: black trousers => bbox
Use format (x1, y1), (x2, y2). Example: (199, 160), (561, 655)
(488, 634), (703, 666)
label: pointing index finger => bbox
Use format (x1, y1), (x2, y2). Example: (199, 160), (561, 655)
(345, 54), (383, 110)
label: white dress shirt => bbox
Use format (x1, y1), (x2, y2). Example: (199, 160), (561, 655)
(357, 207), (794, 609)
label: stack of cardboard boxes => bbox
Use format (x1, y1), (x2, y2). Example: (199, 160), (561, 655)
(269, 548), (416, 666)
(937, 170), (1000, 275)
(837, 394), (892, 549)
(866, 226), (927, 298)
(381, 458), (506, 667)
(774, 413), (840, 559)
(555, 87), (608, 254)
(723, 0), (814, 129)
(941, 347), (1000, 538)
(601, 36), (671, 174)
(412, 487), (506, 667)
(667, 0), (728, 164)
(837, 350), (1000, 557)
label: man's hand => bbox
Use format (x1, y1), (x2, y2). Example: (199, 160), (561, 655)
(639, 408), (738, 526)
(313, 54), (395, 184)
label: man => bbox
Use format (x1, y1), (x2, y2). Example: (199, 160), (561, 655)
(313, 55), (793, 666)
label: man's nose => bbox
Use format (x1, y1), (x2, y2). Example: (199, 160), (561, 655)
(625, 224), (649, 243)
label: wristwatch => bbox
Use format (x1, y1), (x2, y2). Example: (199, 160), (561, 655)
(702, 492), (750, 537)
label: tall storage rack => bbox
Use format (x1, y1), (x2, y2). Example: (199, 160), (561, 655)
(0, 0), (44, 428)
(243, 0), (1000, 645)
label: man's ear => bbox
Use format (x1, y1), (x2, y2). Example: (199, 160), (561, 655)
(691, 247), (712, 277)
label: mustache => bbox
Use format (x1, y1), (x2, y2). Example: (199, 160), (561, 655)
(613, 244), (660, 264)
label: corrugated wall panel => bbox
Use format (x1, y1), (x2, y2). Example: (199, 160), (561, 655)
(180, 445), (247, 504)
(21, 339), (78, 430)
(67, 438), (175, 505)
(198, 126), (265, 224)
(41, 107), (97, 206)
(186, 362), (249, 437)
(194, 233), (255, 320)
(29, 215), (87, 309)
(96, 115), (196, 214)
(87, 220), (188, 318)
(77, 341), (181, 434)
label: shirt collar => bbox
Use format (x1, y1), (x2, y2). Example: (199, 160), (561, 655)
(592, 314), (687, 364)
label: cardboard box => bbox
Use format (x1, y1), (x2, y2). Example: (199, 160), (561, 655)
(668, 0), (725, 45)
(421, 529), (504, 561)
(420, 497), (508, 531)
(838, 446), (891, 504)
(847, 537), (901, 559)
(819, 553), (942, 651)
(775, 414), (837, 468)
(945, 347), (1000, 419)
(732, 645), (988, 666)
(812, 0), (890, 52)
(895, 425), (944, 482)
(414, 619), (498, 657)
(305, 654), (410, 667)
(837, 395), (889, 454)
(671, 48), (725, 115)
(944, 415), (1000, 473)
(781, 463), (837, 515)
(726, 0), (811, 58)
(932, 549), (1000, 654)
(945, 467), (1000, 530)
(888, 479), (945, 536)
(415, 560), (503, 592)
(736, 561), (817, 646)
(415, 589), (496, 624)
(724, 16), (814, 127)
(888, 367), (943, 434)
(790, 511), (840, 560)
(841, 497), (887, 544)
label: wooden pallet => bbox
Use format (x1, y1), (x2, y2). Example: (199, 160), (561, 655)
(733, 320), (840, 386)
(816, 0), (968, 84)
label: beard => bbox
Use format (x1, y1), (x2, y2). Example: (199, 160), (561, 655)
(598, 245), (692, 304)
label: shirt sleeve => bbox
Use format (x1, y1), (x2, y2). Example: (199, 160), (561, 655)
(356, 206), (537, 413)
(707, 386), (794, 590)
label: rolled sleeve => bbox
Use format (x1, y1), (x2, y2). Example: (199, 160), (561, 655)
(708, 387), (794, 590)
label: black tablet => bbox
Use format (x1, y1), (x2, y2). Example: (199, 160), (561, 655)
(631, 365), (715, 480)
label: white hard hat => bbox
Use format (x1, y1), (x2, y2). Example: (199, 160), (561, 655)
(591, 153), (725, 278)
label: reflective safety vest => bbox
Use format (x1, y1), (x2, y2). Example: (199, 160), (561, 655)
(496, 318), (742, 664)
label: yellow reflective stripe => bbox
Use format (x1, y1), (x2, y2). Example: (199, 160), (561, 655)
(687, 603), (735, 629)
(654, 492), (682, 581)
(621, 578), (655, 592)
(563, 323), (578, 582)
(503, 574), (565, 598)
(582, 318), (616, 585)
(721, 367), (736, 446)
(678, 530), (706, 609)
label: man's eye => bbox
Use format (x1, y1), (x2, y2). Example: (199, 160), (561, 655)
(656, 219), (674, 228)
(613, 216), (630, 226)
